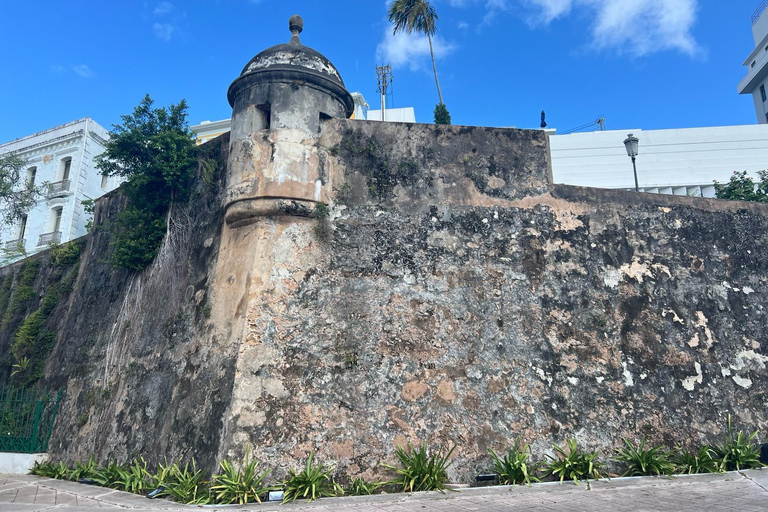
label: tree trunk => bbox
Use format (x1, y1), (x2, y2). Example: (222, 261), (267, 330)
(427, 33), (444, 105)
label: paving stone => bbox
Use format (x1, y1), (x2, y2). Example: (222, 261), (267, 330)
(55, 491), (79, 505)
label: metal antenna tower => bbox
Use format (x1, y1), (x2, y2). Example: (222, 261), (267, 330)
(376, 64), (392, 122)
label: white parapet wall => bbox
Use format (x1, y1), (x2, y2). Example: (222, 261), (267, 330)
(549, 124), (768, 197)
(0, 453), (47, 475)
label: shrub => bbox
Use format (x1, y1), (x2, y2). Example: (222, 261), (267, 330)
(95, 95), (197, 271)
(210, 448), (273, 505)
(434, 103), (451, 125)
(282, 452), (343, 503)
(673, 446), (722, 475)
(712, 415), (764, 471)
(714, 170), (768, 202)
(614, 437), (674, 477)
(488, 439), (541, 485)
(1, 260), (40, 329)
(384, 442), (455, 493)
(544, 438), (605, 485)
(50, 241), (81, 266)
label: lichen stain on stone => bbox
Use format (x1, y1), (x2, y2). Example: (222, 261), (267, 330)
(682, 362), (703, 391)
(619, 259), (654, 283)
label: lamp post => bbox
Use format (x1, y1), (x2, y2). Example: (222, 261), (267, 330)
(623, 133), (639, 192)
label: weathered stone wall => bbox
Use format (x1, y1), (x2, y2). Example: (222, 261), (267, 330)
(213, 119), (768, 482)
(1, 135), (236, 471)
(4, 119), (767, 484)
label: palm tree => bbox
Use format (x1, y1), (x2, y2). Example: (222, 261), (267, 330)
(388, 0), (444, 106)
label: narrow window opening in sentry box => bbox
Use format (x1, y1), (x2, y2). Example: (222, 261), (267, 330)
(257, 104), (271, 130)
(318, 111), (332, 133)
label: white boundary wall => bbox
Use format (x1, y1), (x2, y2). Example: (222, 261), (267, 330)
(549, 125), (768, 198)
(0, 453), (47, 475)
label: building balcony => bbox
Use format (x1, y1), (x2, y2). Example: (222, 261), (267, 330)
(37, 231), (61, 246)
(47, 180), (71, 198)
(3, 239), (26, 253)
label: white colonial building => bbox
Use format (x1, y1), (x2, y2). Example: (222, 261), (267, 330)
(739, 2), (768, 124)
(0, 118), (119, 261)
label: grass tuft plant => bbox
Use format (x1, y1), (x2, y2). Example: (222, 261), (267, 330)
(347, 477), (384, 496)
(711, 415), (764, 471)
(210, 447), (273, 505)
(122, 457), (153, 494)
(544, 438), (605, 485)
(384, 442), (456, 493)
(282, 452), (343, 503)
(488, 439), (541, 486)
(30, 460), (68, 479)
(68, 456), (99, 482)
(673, 446), (722, 475)
(614, 437), (674, 477)
(164, 459), (210, 505)
(92, 461), (126, 489)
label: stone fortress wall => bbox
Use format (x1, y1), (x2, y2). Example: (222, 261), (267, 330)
(0, 117), (765, 483)
(1, 15), (766, 484)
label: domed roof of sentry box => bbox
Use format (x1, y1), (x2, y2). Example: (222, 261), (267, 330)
(227, 15), (354, 116)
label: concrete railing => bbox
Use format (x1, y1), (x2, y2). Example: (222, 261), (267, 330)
(37, 232), (61, 246)
(47, 180), (71, 197)
(3, 240), (25, 252)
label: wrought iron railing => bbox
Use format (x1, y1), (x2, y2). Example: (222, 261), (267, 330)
(0, 388), (62, 453)
(753, 1), (768, 24)
(47, 180), (71, 197)
(3, 239), (25, 252)
(37, 231), (62, 246)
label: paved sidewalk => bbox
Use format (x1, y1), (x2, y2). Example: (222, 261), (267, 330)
(0, 470), (766, 511)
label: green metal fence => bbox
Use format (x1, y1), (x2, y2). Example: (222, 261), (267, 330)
(0, 387), (62, 453)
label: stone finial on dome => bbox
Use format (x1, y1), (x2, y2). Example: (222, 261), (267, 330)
(289, 14), (303, 43)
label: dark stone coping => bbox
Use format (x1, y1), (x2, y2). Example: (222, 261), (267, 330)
(227, 68), (354, 118)
(552, 183), (768, 216)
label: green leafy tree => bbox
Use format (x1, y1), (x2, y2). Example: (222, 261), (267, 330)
(0, 152), (41, 227)
(388, 0), (451, 125)
(96, 95), (196, 270)
(714, 170), (768, 202)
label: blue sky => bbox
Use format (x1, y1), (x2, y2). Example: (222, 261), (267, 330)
(0, 1), (763, 142)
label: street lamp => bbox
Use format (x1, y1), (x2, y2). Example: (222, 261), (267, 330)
(623, 133), (639, 192)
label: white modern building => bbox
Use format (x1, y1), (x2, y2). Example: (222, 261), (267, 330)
(549, 124), (768, 197)
(366, 107), (416, 123)
(739, 1), (768, 123)
(0, 118), (119, 261)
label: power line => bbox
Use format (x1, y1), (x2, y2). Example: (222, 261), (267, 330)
(560, 116), (606, 135)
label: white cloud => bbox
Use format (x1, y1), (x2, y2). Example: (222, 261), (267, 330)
(582, 0), (699, 57)
(376, 29), (456, 70)
(72, 65), (94, 78)
(153, 22), (176, 41)
(154, 1), (174, 15)
(523, 0), (571, 24)
(50, 65), (66, 74)
(447, 0), (700, 57)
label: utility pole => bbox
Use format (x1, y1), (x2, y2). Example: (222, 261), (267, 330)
(376, 64), (392, 122)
